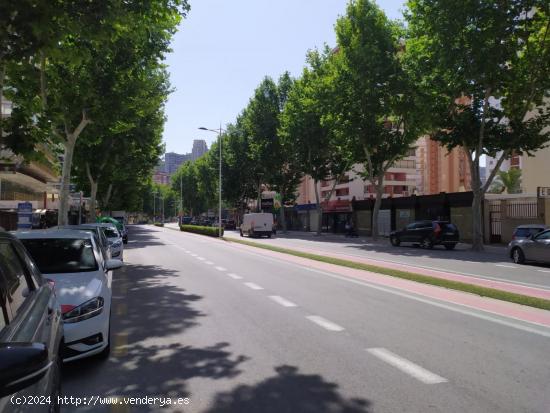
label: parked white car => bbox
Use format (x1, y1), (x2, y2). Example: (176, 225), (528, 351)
(15, 230), (123, 361)
(100, 224), (124, 260)
(82, 223), (124, 260)
(240, 213), (274, 238)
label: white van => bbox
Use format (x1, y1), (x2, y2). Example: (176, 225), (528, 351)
(240, 213), (274, 238)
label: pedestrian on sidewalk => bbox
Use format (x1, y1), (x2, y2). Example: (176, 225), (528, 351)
(345, 220), (352, 237)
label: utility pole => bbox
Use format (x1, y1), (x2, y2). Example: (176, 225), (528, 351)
(198, 124), (226, 237)
(218, 122), (222, 237)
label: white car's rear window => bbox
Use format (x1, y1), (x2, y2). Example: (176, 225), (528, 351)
(21, 238), (98, 274)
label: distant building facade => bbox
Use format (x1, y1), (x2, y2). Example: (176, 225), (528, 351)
(416, 136), (471, 195)
(158, 140), (209, 179)
(164, 152), (191, 175)
(191, 139), (208, 161)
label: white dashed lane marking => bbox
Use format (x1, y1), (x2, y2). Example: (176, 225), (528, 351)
(215, 266), (227, 272)
(306, 315), (344, 332)
(227, 273), (243, 280)
(495, 264), (516, 268)
(244, 282), (263, 290)
(205, 261), (214, 265)
(367, 348), (448, 384)
(269, 295), (297, 307)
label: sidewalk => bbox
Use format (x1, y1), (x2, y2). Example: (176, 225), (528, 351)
(271, 229), (507, 255)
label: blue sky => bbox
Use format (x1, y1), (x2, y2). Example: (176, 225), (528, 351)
(163, 0), (406, 154)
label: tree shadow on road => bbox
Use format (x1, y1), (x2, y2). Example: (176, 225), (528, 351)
(124, 225), (165, 249)
(61, 261), (248, 412)
(205, 365), (372, 413)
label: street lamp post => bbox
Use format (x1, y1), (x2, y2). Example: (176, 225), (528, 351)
(180, 172), (183, 224)
(199, 125), (225, 237)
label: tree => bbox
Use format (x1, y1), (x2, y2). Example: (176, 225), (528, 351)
(279, 48), (349, 235)
(405, 0), (550, 250)
(333, 0), (428, 239)
(489, 168), (522, 194)
(2, 0), (188, 225)
(72, 61), (169, 220)
(171, 160), (213, 217)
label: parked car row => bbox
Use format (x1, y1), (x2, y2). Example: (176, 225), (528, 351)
(387, 219), (549, 265)
(0, 224), (125, 411)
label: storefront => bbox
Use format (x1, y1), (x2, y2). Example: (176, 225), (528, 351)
(293, 203), (317, 231)
(320, 200), (352, 233)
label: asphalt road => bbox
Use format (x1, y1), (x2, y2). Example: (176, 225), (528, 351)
(61, 225), (550, 413)
(222, 229), (550, 290)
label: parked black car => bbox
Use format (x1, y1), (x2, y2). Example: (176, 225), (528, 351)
(390, 220), (459, 250)
(0, 231), (64, 412)
(224, 219), (237, 230)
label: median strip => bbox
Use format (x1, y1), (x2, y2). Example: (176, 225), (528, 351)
(223, 237), (550, 311)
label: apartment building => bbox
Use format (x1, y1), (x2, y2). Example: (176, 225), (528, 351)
(416, 136), (471, 194)
(191, 139), (208, 161)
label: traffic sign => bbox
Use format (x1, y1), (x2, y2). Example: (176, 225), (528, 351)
(17, 202), (33, 229)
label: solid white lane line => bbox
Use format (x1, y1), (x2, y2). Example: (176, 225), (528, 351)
(367, 348), (447, 384)
(538, 270), (550, 273)
(269, 295), (297, 307)
(227, 273), (243, 280)
(215, 266), (227, 272)
(244, 282), (263, 290)
(205, 261), (214, 265)
(495, 264), (516, 268)
(306, 315), (344, 332)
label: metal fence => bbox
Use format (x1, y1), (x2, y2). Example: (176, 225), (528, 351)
(506, 202), (538, 218)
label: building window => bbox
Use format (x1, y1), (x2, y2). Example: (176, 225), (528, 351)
(335, 188), (349, 197)
(392, 159), (416, 169)
(406, 148), (416, 157)
(321, 180), (331, 187)
(321, 190), (330, 198)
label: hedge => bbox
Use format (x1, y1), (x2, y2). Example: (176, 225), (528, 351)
(154, 222), (164, 227)
(180, 224), (223, 237)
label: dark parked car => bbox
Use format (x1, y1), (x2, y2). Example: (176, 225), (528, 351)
(0, 231), (63, 412)
(223, 219), (237, 230)
(390, 220), (459, 250)
(508, 229), (550, 264)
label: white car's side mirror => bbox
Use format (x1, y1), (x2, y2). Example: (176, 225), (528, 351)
(106, 259), (124, 271)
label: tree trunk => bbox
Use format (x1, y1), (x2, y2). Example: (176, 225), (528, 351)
(468, 149), (484, 251)
(257, 179), (262, 212)
(0, 64), (5, 139)
(58, 138), (76, 226)
(57, 114), (91, 226)
(471, 186), (484, 251)
(279, 193), (287, 233)
(103, 183), (113, 209)
(89, 180), (98, 222)
(371, 175), (384, 241)
(314, 179), (322, 236)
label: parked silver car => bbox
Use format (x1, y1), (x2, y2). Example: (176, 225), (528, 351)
(508, 229), (550, 264)
(511, 224), (549, 241)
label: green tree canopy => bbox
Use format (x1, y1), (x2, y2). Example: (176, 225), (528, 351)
(405, 0), (550, 250)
